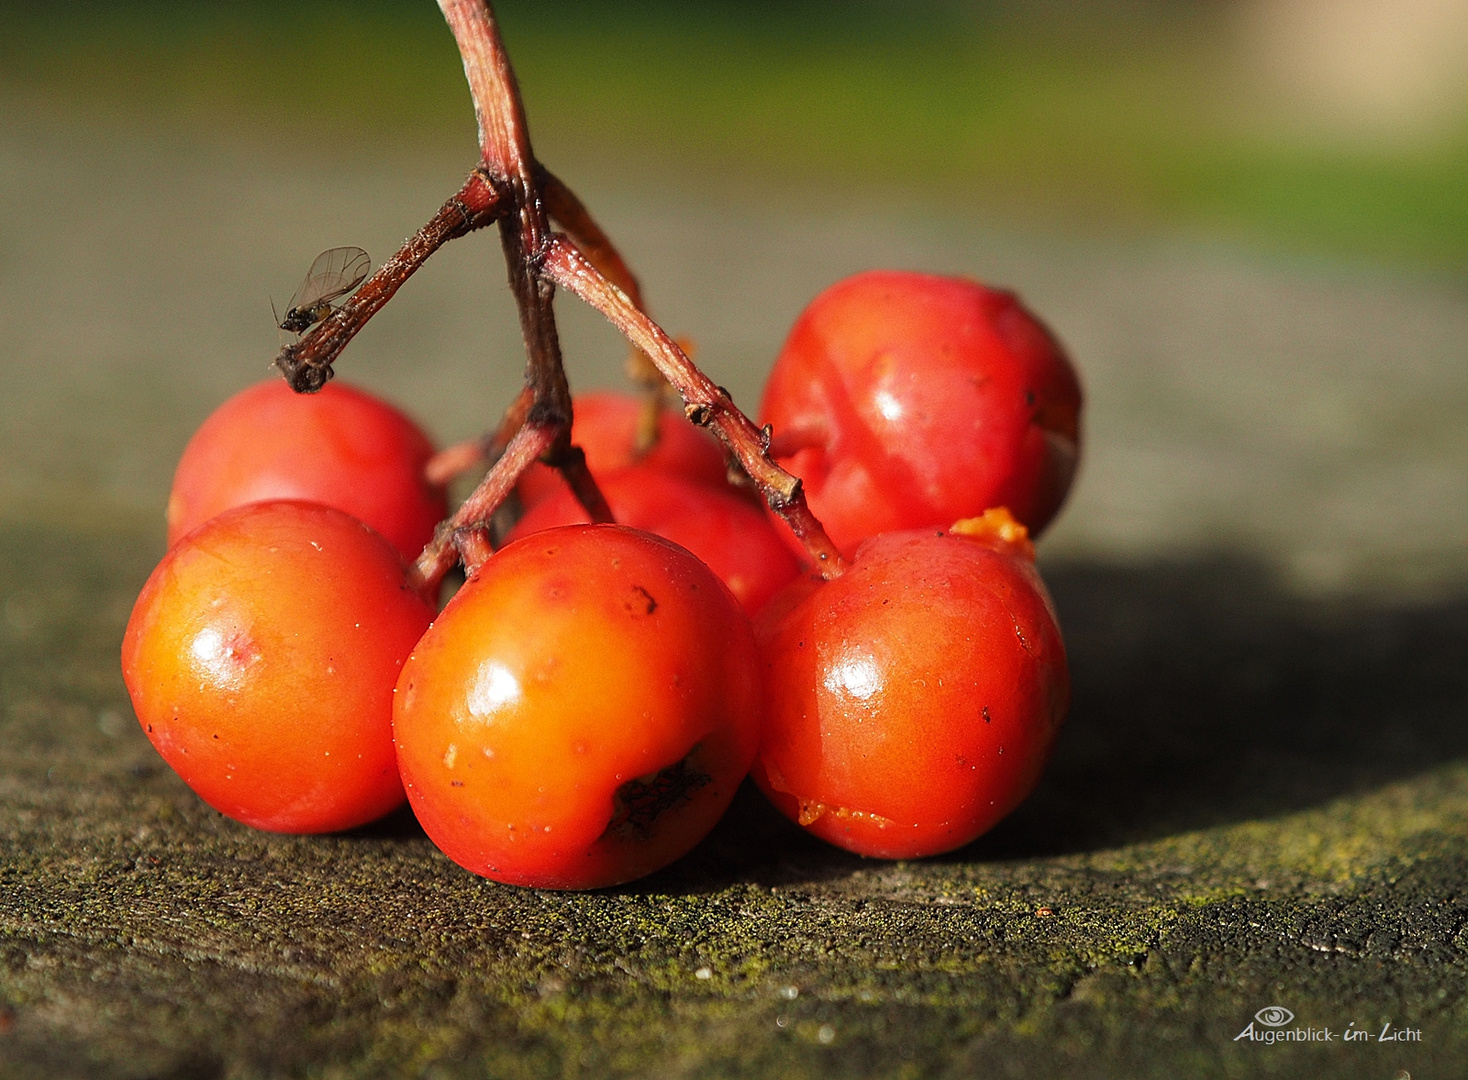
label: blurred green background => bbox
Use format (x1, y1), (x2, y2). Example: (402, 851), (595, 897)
(3, 0), (1467, 273)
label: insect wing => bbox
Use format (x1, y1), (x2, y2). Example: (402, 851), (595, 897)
(286, 246), (371, 313)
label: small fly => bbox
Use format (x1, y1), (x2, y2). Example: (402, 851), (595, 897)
(277, 246), (371, 334)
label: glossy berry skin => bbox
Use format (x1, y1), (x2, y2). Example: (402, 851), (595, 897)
(506, 465), (800, 615)
(517, 390), (728, 508)
(752, 521), (1069, 859)
(393, 524), (763, 890)
(122, 501), (434, 833)
(759, 271), (1081, 558)
(167, 379), (446, 560)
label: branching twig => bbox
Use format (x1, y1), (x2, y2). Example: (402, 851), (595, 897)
(412, 419), (556, 589)
(540, 164), (669, 453)
(275, 169), (503, 393)
(299, 0), (846, 589)
(539, 165), (644, 310)
(543, 236), (847, 574)
(437, 0), (612, 533)
(416, 161), (672, 497)
(391, 0), (617, 593)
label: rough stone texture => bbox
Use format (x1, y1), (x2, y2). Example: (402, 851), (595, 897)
(3, 518), (1465, 1079)
(3, 99), (1467, 1078)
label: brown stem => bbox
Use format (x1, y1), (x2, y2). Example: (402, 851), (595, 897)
(412, 419), (557, 590)
(540, 163), (669, 453)
(439, 0), (531, 180)
(543, 235), (847, 576)
(538, 165), (644, 310)
(437, 0), (612, 528)
(276, 169), (503, 393)
(414, 0), (838, 586)
(425, 388), (611, 543)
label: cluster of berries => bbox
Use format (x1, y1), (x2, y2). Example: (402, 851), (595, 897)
(122, 269), (1080, 889)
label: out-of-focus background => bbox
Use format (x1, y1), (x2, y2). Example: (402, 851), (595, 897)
(2, 0), (1466, 592)
(5, 6), (1468, 1077)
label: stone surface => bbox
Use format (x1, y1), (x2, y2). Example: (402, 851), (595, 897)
(2, 99), (1466, 1078)
(3, 519), (1466, 1079)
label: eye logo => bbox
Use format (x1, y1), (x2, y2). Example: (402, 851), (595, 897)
(1255, 1007), (1294, 1027)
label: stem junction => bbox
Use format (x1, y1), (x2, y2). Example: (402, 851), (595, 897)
(276, 0), (847, 593)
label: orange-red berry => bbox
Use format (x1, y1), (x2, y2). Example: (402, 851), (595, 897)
(123, 501), (434, 833)
(394, 524), (763, 889)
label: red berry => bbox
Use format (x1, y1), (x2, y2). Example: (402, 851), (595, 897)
(759, 271), (1081, 558)
(506, 465), (800, 615)
(517, 390), (728, 507)
(167, 379), (446, 560)
(393, 524), (763, 889)
(752, 512), (1069, 858)
(122, 501), (435, 833)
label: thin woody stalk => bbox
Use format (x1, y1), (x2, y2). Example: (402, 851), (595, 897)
(411, 419), (554, 589)
(542, 236), (847, 575)
(436, 0), (612, 538)
(408, 0), (846, 582)
(538, 165), (644, 310)
(538, 164), (669, 452)
(276, 169), (503, 393)
(427, 170), (666, 489)
(419, 168), (660, 490)
(268, 2), (843, 586)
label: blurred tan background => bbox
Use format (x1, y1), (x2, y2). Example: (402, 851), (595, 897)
(1, 0), (1465, 593)
(1242, 0), (1468, 139)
